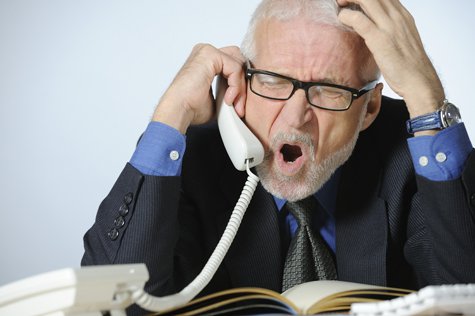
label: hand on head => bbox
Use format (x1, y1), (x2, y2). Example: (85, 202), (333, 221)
(336, 0), (445, 117)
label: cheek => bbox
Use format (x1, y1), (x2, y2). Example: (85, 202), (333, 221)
(315, 108), (364, 156)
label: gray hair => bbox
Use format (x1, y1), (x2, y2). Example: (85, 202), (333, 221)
(241, 0), (380, 81)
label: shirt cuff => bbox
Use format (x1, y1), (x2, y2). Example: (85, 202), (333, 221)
(129, 121), (186, 176)
(407, 123), (472, 181)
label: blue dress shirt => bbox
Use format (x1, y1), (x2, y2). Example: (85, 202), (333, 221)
(130, 121), (473, 254)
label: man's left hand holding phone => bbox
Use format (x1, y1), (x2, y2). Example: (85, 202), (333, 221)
(130, 44), (248, 177)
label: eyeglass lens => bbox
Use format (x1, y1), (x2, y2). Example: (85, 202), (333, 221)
(251, 72), (353, 110)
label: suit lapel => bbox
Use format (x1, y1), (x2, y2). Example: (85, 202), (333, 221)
(217, 166), (283, 292)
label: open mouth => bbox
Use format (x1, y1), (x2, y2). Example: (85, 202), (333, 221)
(281, 144), (303, 163)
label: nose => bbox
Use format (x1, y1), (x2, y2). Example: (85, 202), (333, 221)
(280, 89), (313, 129)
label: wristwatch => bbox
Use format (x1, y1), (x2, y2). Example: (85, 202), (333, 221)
(406, 100), (462, 134)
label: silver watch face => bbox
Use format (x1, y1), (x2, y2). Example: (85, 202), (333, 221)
(443, 102), (462, 127)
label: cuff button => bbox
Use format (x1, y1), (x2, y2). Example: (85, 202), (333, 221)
(435, 152), (447, 163)
(108, 228), (119, 240)
(119, 204), (129, 216)
(419, 156), (429, 167)
(170, 150), (180, 161)
(123, 192), (133, 205)
(114, 216), (125, 228)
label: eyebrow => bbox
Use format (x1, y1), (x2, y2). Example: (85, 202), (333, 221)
(247, 61), (354, 87)
(316, 77), (352, 87)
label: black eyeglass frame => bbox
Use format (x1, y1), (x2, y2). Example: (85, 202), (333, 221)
(245, 65), (379, 111)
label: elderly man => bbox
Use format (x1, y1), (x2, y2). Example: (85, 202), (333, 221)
(82, 0), (475, 314)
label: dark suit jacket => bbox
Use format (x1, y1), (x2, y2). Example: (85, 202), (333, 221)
(82, 97), (475, 313)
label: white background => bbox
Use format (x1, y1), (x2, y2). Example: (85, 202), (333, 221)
(1, 1), (474, 285)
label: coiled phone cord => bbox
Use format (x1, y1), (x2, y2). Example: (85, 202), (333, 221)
(130, 160), (259, 312)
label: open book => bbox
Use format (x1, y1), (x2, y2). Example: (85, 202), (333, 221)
(3, 264), (471, 315)
(152, 280), (412, 315)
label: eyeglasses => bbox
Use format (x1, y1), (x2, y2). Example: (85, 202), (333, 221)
(245, 63), (378, 111)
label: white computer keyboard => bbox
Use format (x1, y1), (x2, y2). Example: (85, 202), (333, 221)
(351, 283), (475, 316)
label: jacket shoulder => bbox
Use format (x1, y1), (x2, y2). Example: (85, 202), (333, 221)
(369, 96), (410, 141)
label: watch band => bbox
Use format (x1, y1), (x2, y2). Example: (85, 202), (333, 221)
(405, 100), (462, 134)
(406, 111), (442, 134)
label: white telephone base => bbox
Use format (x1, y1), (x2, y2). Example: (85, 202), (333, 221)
(0, 264), (148, 316)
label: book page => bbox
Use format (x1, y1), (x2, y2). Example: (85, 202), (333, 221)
(153, 287), (301, 315)
(282, 280), (395, 312)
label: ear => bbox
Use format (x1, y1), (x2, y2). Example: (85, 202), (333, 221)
(359, 82), (383, 131)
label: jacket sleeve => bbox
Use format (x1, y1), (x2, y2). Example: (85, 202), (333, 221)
(405, 150), (475, 285)
(81, 163), (206, 299)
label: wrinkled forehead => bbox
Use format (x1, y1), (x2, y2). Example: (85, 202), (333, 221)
(253, 17), (374, 83)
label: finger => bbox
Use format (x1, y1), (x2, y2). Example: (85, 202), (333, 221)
(339, 1), (421, 55)
(220, 45), (246, 65)
(224, 72), (247, 118)
(338, 0), (414, 33)
(336, 0), (388, 26)
(231, 88), (247, 118)
(219, 47), (246, 87)
(338, 8), (378, 39)
(218, 46), (247, 117)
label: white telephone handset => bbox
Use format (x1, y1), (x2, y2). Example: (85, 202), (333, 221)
(215, 75), (264, 170)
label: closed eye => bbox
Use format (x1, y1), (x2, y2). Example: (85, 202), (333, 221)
(311, 86), (346, 100)
(255, 74), (290, 89)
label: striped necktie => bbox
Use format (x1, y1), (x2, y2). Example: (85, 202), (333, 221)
(282, 197), (337, 292)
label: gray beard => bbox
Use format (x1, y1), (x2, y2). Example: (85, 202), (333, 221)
(255, 130), (359, 202)
(255, 106), (367, 202)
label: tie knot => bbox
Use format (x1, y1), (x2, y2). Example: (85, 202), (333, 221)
(285, 197), (318, 228)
